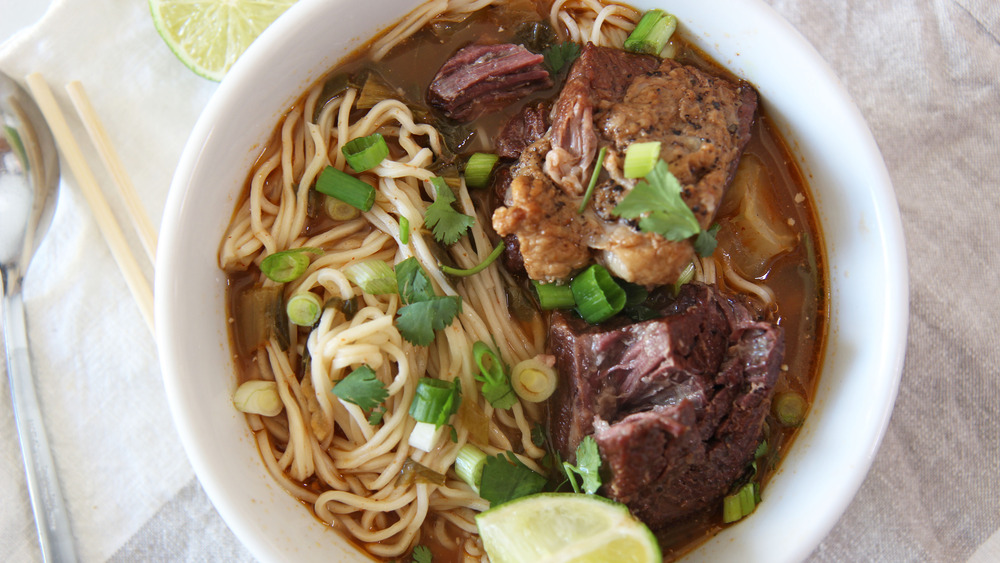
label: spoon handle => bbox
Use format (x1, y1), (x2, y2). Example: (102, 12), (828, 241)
(3, 290), (79, 563)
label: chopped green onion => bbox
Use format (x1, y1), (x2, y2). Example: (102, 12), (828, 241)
(324, 196), (361, 221)
(624, 9), (678, 56)
(399, 216), (410, 245)
(409, 377), (462, 428)
(571, 264), (626, 323)
(673, 261), (696, 294)
(532, 280), (576, 310)
(409, 421), (444, 452)
(510, 356), (558, 403)
(473, 341), (517, 410)
(315, 166), (375, 212)
(286, 292), (323, 326)
(623, 141), (662, 178)
(260, 247), (322, 283)
(723, 482), (759, 523)
(440, 242), (504, 277)
(342, 133), (390, 172)
(343, 259), (398, 295)
(455, 443), (488, 492)
(722, 489), (743, 523)
(232, 380), (283, 416)
(464, 152), (499, 188)
(773, 391), (807, 427)
(579, 146), (607, 213)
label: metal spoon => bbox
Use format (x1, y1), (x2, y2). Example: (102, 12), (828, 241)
(0, 70), (78, 563)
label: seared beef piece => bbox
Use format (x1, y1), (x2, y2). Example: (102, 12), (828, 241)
(493, 139), (595, 280)
(545, 44), (660, 195)
(493, 45), (758, 286)
(599, 57), (759, 226)
(547, 283), (783, 529)
(496, 100), (551, 159)
(427, 43), (552, 122)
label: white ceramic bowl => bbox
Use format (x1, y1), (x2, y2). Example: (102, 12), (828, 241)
(155, 0), (908, 561)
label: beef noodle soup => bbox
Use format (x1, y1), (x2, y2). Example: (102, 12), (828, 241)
(220, 0), (826, 561)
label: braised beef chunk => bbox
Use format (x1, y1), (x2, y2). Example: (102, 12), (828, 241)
(426, 43), (552, 122)
(547, 283), (783, 529)
(545, 44), (660, 195)
(496, 100), (551, 159)
(493, 45), (759, 286)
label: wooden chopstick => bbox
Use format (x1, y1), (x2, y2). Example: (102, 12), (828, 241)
(25, 73), (155, 334)
(65, 81), (157, 263)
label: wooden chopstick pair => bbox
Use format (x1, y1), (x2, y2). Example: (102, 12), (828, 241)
(24, 73), (156, 335)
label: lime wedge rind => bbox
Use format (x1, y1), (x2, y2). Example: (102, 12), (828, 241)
(475, 493), (662, 563)
(149, 0), (298, 81)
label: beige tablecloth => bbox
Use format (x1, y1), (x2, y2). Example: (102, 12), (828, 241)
(1, 0), (998, 561)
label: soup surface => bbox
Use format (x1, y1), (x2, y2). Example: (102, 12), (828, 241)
(221, 1), (826, 561)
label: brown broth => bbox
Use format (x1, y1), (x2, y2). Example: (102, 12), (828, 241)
(223, 1), (827, 561)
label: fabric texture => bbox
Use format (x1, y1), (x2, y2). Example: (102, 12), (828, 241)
(0, 0), (997, 561)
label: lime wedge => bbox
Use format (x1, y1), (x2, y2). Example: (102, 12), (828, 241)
(149, 0), (298, 81)
(475, 493), (662, 563)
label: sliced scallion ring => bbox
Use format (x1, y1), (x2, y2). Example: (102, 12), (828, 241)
(342, 133), (389, 172)
(510, 356), (558, 403)
(232, 380), (283, 416)
(343, 259), (398, 295)
(623, 141), (662, 178)
(409, 377), (462, 428)
(464, 152), (499, 188)
(324, 196), (361, 221)
(532, 280), (576, 310)
(571, 264), (626, 323)
(454, 443), (488, 492)
(773, 391), (807, 427)
(315, 166), (375, 211)
(286, 292), (323, 326)
(399, 216), (410, 245)
(260, 247), (322, 283)
(624, 9), (677, 56)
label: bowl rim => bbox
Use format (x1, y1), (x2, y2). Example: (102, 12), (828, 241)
(155, 0), (908, 561)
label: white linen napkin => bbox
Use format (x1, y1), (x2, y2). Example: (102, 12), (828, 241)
(0, 0), (217, 560)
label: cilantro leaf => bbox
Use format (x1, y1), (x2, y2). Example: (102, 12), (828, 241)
(332, 365), (388, 412)
(543, 41), (581, 74)
(614, 160), (700, 241)
(479, 452), (548, 506)
(393, 258), (463, 346)
(395, 257), (436, 305)
(562, 436), (602, 494)
(367, 406), (386, 425)
(396, 296), (462, 346)
(424, 177), (475, 245)
(410, 545), (432, 563)
(694, 223), (721, 257)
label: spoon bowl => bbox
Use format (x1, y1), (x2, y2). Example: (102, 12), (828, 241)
(0, 70), (77, 563)
(0, 72), (58, 282)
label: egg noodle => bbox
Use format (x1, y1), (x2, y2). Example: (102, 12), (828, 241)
(218, 0), (772, 559)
